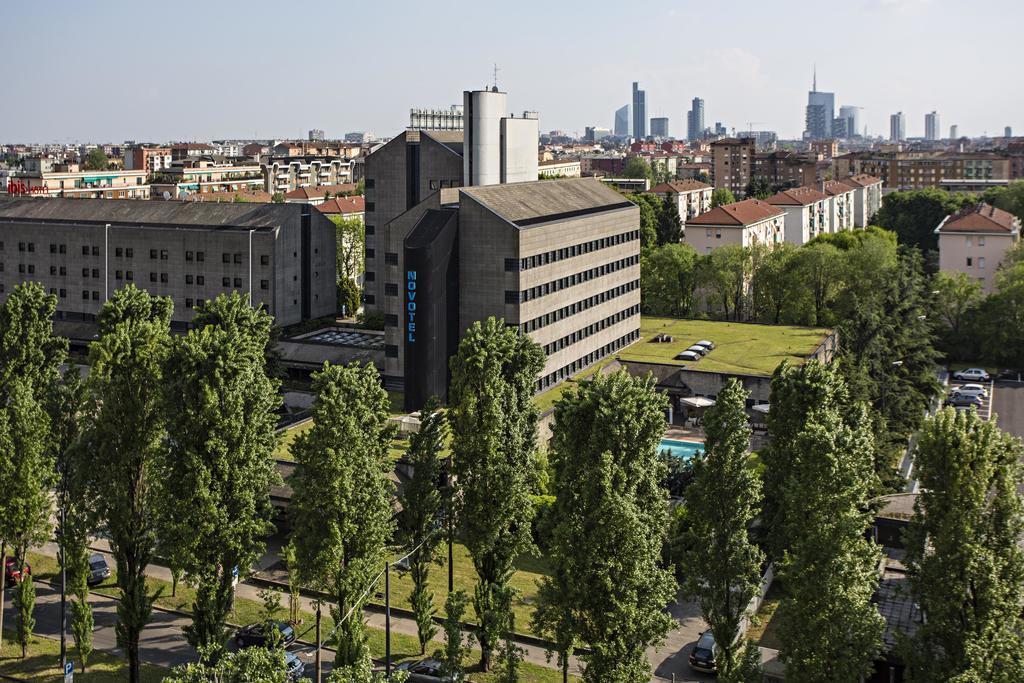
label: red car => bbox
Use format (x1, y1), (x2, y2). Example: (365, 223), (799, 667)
(4, 558), (30, 585)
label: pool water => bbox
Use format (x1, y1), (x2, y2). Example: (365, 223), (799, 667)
(658, 439), (704, 462)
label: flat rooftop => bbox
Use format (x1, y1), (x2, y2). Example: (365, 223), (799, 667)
(617, 317), (832, 376)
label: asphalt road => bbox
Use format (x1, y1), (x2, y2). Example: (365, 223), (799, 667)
(993, 380), (1024, 439)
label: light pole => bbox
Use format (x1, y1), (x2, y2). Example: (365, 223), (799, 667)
(314, 600), (322, 683)
(385, 560), (391, 679)
(446, 454), (454, 593)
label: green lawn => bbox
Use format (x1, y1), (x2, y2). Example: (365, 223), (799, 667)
(745, 581), (784, 650)
(0, 629), (166, 682)
(533, 355), (618, 414)
(273, 419), (314, 460)
(618, 317), (832, 376)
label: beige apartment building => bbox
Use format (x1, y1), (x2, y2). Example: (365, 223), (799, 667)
(684, 199), (785, 253)
(263, 157), (352, 195)
(538, 158), (582, 178)
(648, 180), (713, 224)
(823, 179), (857, 232)
(150, 159), (264, 199)
(2, 158), (149, 199)
(935, 203), (1020, 293)
(711, 137), (755, 196)
(766, 186), (832, 245)
(842, 174), (884, 226)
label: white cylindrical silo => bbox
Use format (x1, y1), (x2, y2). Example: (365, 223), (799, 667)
(463, 89), (506, 186)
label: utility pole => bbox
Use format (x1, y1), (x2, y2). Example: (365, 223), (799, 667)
(385, 561), (391, 678)
(314, 601), (322, 683)
(446, 454), (454, 593)
(59, 504), (66, 673)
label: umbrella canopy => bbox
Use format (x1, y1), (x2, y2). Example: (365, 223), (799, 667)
(752, 403), (771, 414)
(680, 396), (715, 408)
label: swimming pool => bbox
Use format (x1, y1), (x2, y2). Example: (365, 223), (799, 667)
(658, 439), (704, 461)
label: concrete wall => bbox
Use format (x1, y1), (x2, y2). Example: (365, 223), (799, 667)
(501, 117), (540, 183)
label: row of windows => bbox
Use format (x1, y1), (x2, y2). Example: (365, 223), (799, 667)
(507, 230), (640, 272)
(1, 243), (275, 266)
(508, 255), (640, 304)
(541, 305), (640, 355)
(535, 329), (639, 392)
(520, 279), (639, 334)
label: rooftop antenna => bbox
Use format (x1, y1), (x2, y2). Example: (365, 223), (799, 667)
(493, 63), (501, 91)
(813, 64), (817, 92)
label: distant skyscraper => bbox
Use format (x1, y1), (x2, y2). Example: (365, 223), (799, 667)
(632, 82), (647, 139)
(614, 104), (630, 136)
(832, 117), (848, 139)
(308, 128), (325, 141)
(890, 112), (906, 142)
(925, 111), (940, 141)
(650, 117), (669, 138)
(1006, 126), (1014, 138)
(804, 67), (834, 140)
(714, 122), (727, 137)
(950, 124), (959, 139)
(839, 106), (861, 139)
(687, 97), (705, 141)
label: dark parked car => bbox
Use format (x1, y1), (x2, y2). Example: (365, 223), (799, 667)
(676, 351), (701, 362)
(946, 393), (983, 409)
(87, 554), (111, 585)
(998, 368), (1024, 382)
(394, 658), (458, 682)
(689, 630), (717, 673)
(233, 621), (296, 649)
(4, 558), (30, 585)
(284, 651), (305, 681)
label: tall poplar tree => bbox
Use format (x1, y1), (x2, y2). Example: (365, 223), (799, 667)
(289, 362), (395, 666)
(534, 370), (675, 683)
(902, 408), (1024, 681)
(683, 378), (764, 681)
(448, 317), (545, 671)
(158, 293), (280, 658)
(85, 285), (172, 683)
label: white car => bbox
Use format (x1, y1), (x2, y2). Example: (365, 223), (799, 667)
(950, 384), (988, 399)
(952, 368), (990, 382)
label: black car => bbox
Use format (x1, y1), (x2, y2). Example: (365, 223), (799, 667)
(998, 368), (1024, 382)
(87, 554), (111, 586)
(234, 621), (296, 648)
(689, 630), (717, 673)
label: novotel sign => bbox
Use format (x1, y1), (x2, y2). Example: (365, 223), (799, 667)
(406, 270), (417, 343)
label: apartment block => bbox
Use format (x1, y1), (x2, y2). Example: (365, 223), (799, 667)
(151, 159), (264, 199)
(841, 174), (884, 226)
(125, 145), (172, 173)
(823, 180), (857, 232)
(0, 199), (336, 328)
(711, 137), (755, 196)
(684, 199), (785, 253)
(263, 157), (352, 195)
(2, 158), (149, 199)
(752, 151), (821, 190)
(935, 203), (1020, 293)
(648, 180), (713, 224)
(766, 186), (832, 245)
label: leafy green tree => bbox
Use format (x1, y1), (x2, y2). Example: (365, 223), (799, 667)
(751, 243), (798, 323)
(766, 363), (883, 682)
(931, 271), (984, 358)
(0, 281), (68, 393)
(656, 195), (683, 245)
(698, 244), (750, 320)
(82, 148), (109, 171)
(397, 400), (448, 654)
(271, 191), (285, 203)
(902, 408), (1024, 681)
(338, 277), (361, 317)
(626, 193), (660, 246)
(983, 180), (1024, 221)
(873, 187), (973, 253)
(85, 285), (172, 683)
(976, 255), (1024, 367)
(640, 243), (699, 317)
(327, 656), (410, 683)
(711, 188), (736, 207)
(158, 293), (280, 659)
(744, 177), (772, 200)
(289, 362), (396, 666)
(13, 574), (35, 658)
(448, 317), (545, 671)
(535, 371), (675, 683)
(622, 156), (652, 181)
(683, 379), (765, 681)
(329, 214), (366, 283)
(165, 646), (293, 683)
(791, 242), (843, 326)
(439, 590), (472, 680)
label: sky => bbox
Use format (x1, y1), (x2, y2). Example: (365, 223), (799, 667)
(2, 0), (1021, 143)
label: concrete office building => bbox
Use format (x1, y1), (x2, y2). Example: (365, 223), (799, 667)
(839, 105), (862, 139)
(614, 104), (630, 137)
(585, 126), (612, 142)
(0, 199), (336, 328)
(805, 70), (834, 140)
(687, 97), (705, 141)
(890, 112), (906, 142)
(650, 117), (670, 138)
(387, 179), (640, 408)
(925, 111), (940, 141)
(632, 82), (647, 140)
(950, 125), (959, 140)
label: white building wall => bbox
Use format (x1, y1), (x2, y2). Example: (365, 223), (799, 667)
(501, 117), (539, 183)
(464, 90), (506, 186)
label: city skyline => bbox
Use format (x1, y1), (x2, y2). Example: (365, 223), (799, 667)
(3, 0), (1022, 142)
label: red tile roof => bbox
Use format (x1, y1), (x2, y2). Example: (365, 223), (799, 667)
(823, 180), (856, 195)
(686, 198), (784, 227)
(939, 203), (1020, 234)
(766, 186), (829, 206)
(844, 174), (883, 187)
(649, 180), (712, 194)
(285, 183), (357, 200)
(317, 196), (365, 215)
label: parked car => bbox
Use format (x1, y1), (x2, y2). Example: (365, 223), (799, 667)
(675, 351), (701, 362)
(685, 345), (708, 356)
(87, 554), (111, 586)
(4, 558), (30, 585)
(284, 651), (305, 681)
(394, 658), (459, 682)
(946, 393), (983, 409)
(694, 340), (716, 350)
(953, 368), (990, 382)
(950, 384), (987, 399)
(998, 368), (1024, 382)
(688, 630), (717, 673)
(233, 621), (296, 649)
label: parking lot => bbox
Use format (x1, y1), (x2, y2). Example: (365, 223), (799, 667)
(993, 379), (1024, 439)
(946, 378), (994, 421)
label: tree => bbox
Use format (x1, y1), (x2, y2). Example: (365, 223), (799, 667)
(535, 371), (675, 682)
(397, 400), (448, 654)
(711, 188), (736, 208)
(683, 379), (765, 681)
(289, 362), (395, 666)
(744, 177), (772, 200)
(656, 195), (683, 245)
(626, 193), (660, 247)
(873, 187), (973, 254)
(0, 281), (68, 393)
(158, 293), (280, 659)
(13, 576), (35, 659)
(327, 656), (409, 683)
(82, 148), (110, 171)
(622, 156), (652, 181)
(983, 180), (1024, 222)
(931, 271), (984, 358)
(791, 242), (843, 326)
(85, 285), (172, 683)
(440, 590), (472, 680)
(902, 409), (1024, 681)
(271, 191), (285, 203)
(639, 242), (699, 317)
(698, 244), (750, 320)
(751, 243), (798, 324)
(338, 277), (361, 318)
(165, 646), (293, 683)
(766, 363), (883, 682)
(330, 214), (366, 284)
(448, 317), (545, 671)
(976, 256), (1024, 368)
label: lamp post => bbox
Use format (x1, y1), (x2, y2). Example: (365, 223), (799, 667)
(385, 560), (391, 679)
(314, 600), (322, 683)
(446, 454), (454, 593)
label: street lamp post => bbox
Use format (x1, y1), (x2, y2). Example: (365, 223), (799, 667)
(446, 454), (454, 593)
(385, 560), (391, 679)
(314, 600), (322, 683)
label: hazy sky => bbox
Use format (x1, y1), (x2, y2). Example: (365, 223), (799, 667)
(3, 0), (1021, 143)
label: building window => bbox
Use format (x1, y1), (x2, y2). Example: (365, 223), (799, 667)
(261, 255), (269, 266)
(364, 271), (375, 281)
(186, 251), (194, 261)
(82, 290), (89, 300)
(150, 249), (158, 259)
(233, 253), (242, 264)
(126, 247), (133, 258)
(365, 248), (375, 259)
(233, 278), (242, 287)
(366, 225), (375, 235)
(83, 246), (90, 256)
(364, 294), (376, 305)
(979, 236), (986, 246)
(978, 257), (986, 270)
(92, 291), (99, 301)
(385, 283), (398, 296)
(91, 268), (99, 278)
(160, 273), (168, 283)
(222, 277), (230, 287)
(126, 271), (133, 281)
(260, 280), (269, 290)
(196, 275), (204, 285)
(505, 290), (521, 304)
(504, 258), (518, 272)
(59, 288), (65, 298)
(82, 267), (89, 277)
(385, 252), (398, 265)
(185, 274), (193, 284)
(160, 249), (168, 260)
(966, 257), (973, 267)
(115, 270), (123, 280)
(366, 201), (375, 212)
(365, 179), (375, 189)
(222, 253), (231, 264)
(385, 344), (398, 358)
(50, 243), (57, 254)
(196, 251), (204, 262)
(384, 314), (398, 326)
(150, 273), (157, 282)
